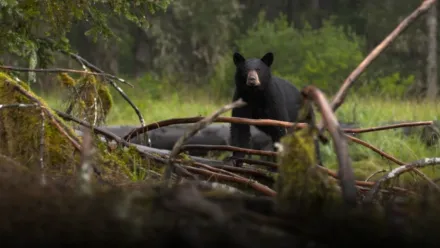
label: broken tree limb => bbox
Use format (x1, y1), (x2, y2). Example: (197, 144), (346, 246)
(329, 0), (438, 113)
(364, 157), (440, 203)
(163, 99), (247, 181)
(123, 116), (309, 142)
(301, 86), (357, 206)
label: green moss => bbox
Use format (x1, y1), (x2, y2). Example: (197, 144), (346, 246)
(0, 72), (80, 174)
(61, 74), (113, 126)
(95, 140), (164, 183)
(274, 127), (342, 215)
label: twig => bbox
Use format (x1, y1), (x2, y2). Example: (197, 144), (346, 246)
(181, 144), (277, 157)
(0, 103), (38, 110)
(329, 0), (438, 113)
(123, 116), (308, 141)
(346, 134), (405, 165)
(319, 166), (412, 195)
(301, 86), (357, 206)
(183, 166), (276, 197)
(163, 99), (247, 181)
(66, 52), (150, 147)
(364, 157), (440, 203)
(346, 134), (437, 188)
(191, 161), (274, 182)
(39, 108), (46, 185)
(64, 52), (134, 87)
(0, 65), (125, 79)
(231, 157), (278, 170)
(78, 127), (94, 195)
(365, 169), (387, 182)
(10, 80), (82, 151)
(344, 121), (434, 134)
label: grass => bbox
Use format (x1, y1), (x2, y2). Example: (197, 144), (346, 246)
(42, 83), (440, 184)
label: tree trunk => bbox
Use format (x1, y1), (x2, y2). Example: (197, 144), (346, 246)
(426, 2), (438, 100)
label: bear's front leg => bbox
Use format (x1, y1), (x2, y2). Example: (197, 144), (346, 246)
(228, 105), (252, 167)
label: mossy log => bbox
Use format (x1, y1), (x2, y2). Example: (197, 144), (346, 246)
(0, 73), (162, 184)
(0, 73), (81, 174)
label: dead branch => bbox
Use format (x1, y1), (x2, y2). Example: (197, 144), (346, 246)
(123, 116), (308, 142)
(319, 167), (412, 195)
(365, 169), (387, 182)
(39, 109), (46, 185)
(232, 158), (278, 170)
(65, 52), (134, 88)
(0, 103), (38, 109)
(163, 99), (247, 181)
(192, 161), (274, 182)
(78, 127), (94, 195)
(10, 81), (82, 151)
(345, 134), (437, 188)
(301, 85), (357, 206)
(344, 121), (434, 134)
(0, 65), (126, 82)
(181, 144), (277, 157)
(364, 157), (440, 202)
(346, 134), (405, 165)
(150, 152), (274, 196)
(183, 166), (276, 197)
(328, 0), (438, 113)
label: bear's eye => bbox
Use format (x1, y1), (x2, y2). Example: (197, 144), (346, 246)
(255, 68), (260, 72)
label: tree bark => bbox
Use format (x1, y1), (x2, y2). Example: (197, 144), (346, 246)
(426, 2), (438, 100)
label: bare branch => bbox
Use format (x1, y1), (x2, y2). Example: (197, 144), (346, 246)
(346, 134), (437, 188)
(344, 121), (434, 134)
(0, 103), (38, 109)
(328, 0), (438, 113)
(301, 86), (357, 206)
(364, 157), (440, 202)
(39, 109), (46, 185)
(123, 116), (308, 141)
(0, 65), (125, 79)
(163, 99), (247, 181)
(365, 169), (387, 182)
(78, 127), (94, 195)
(183, 166), (276, 197)
(346, 134), (405, 165)
(181, 144), (277, 157)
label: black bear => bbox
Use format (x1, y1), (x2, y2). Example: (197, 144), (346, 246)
(228, 52), (321, 167)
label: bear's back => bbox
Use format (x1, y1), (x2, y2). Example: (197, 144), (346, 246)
(271, 76), (303, 122)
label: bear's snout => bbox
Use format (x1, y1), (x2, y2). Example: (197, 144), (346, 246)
(246, 70), (260, 87)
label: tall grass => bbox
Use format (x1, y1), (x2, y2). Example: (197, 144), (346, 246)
(43, 84), (440, 182)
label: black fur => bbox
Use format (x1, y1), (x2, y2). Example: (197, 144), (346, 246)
(229, 52), (321, 167)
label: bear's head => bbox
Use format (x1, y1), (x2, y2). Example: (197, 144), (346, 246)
(233, 52), (274, 91)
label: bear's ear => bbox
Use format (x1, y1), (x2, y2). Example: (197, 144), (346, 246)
(261, 52), (274, 67)
(233, 52), (245, 66)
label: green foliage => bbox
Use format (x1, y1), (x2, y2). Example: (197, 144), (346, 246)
(210, 12), (366, 96)
(356, 72), (415, 99)
(0, 0), (171, 68)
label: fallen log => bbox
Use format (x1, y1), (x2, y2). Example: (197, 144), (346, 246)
(100, 122), (362, 157)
